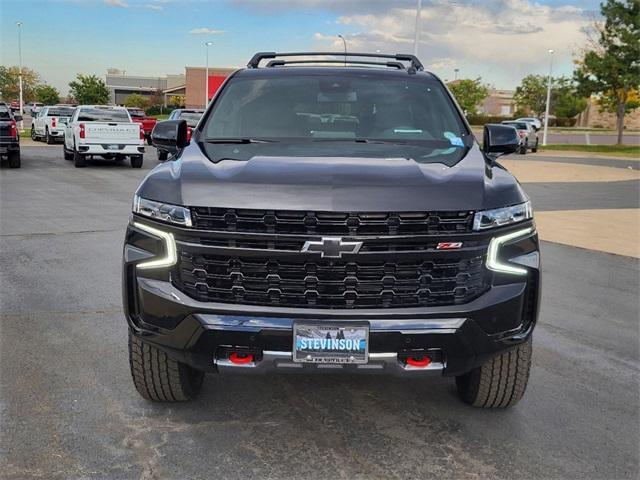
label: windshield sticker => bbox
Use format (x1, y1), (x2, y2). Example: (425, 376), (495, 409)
(444, 131), (464, 147)
(394, 128), (423, 133)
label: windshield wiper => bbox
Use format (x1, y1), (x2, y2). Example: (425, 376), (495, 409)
(204, 138), (277, 144)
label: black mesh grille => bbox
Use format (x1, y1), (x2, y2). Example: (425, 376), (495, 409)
(191, 208), (474, 236)
(173, 253), (487, 309)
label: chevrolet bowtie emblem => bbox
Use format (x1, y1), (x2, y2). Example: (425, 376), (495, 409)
(301, 237), (363, 258)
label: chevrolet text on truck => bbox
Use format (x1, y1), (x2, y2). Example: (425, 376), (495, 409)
(124, 52), (540, 408)
(63, 105), (145, 168)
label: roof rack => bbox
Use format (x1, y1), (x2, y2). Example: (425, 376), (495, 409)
(248, 52), (424, 72)
(265, 59), (406, 70)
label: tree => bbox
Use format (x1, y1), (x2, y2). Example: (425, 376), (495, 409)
(123, 93), (149, 108)
(513, 75), (548, 117)
(35, 84), (60, 105)
(0, 66), (40, 103)
(553, 77), (588, 118)
(574, 0), (640, 144)
(68, 74), (110, 105)
(448, 78), (489, 114)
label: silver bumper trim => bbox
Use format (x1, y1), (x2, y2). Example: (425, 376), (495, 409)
(215, 350), (444, 376)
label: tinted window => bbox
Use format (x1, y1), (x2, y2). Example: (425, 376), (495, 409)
(128, 109), (145, 118)
(77, 108), (130, 122)
(48, 107), (74, 117)
(504, 122), (528, 130)
(0, 106), (10, 119)
(204, 73), (467, 143)
(179, 112), (203, 126)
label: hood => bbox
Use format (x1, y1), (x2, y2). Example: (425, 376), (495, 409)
(137, 143), (528, 212)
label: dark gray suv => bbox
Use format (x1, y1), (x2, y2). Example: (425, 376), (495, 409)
(126, 52), (540, 408)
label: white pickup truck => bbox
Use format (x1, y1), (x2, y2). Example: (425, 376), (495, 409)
(63, 105), (145, 168)
(32, 105), (75, 144)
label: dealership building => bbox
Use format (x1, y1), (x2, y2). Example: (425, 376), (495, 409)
(105, 66), (237, 108)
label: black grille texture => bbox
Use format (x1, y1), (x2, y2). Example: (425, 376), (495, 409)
(173, 253), (487, 309)
(191, 207), (474, 236)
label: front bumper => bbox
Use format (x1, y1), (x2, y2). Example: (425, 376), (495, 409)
(123, 218), (540, 377)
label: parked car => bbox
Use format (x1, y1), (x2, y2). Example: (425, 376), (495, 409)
(0, 104), (22, 168)
(27, 102), (44, 116)
(127, 108), (157, 145)
(31, 105), (75, 144)
(154, 108), (204, 160)
(124, 52), (540, 408)
(63, 105), (145, 168)
(10, 100), (20, 112)
(515, 117), (542, 131)
(501, 120), (538, 154)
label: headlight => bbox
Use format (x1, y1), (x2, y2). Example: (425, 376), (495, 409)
(473, 201), (532, 231)
(133, 194), (192, 227)
(486, 227), (534, 275)
(133, 222), (177, 270)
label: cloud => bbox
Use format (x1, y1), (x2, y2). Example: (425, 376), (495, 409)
(311, 0), (591, 87)
(145, 3), (163, 10)
(189, 27), (225, 35)
(104, 0), (128, 7)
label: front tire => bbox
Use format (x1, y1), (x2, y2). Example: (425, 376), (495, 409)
(128, 332), (204, 402)
(31, 127), (38, 141)
(519, 141), (527, 155)
(63, 142), (73, 160)
(73, 144), (86, 168)
(532, 139), (538, 153)
(130, 155), (143, 168)
(455, 337), (532, 408)
(8, 151), (21, 168)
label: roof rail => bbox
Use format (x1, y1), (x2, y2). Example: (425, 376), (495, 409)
(265, 59), (406, 70)
(248, 52), (424, 71)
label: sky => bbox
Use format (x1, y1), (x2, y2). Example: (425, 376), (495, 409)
(0, 0), (602, 95)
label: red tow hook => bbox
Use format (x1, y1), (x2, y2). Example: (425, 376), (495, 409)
(228, 352), (254, 364)
(406, 355), (432, 368)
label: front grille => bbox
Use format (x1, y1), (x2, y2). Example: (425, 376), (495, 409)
(173, 253), (487, 309)
(191, 208), (474, 236)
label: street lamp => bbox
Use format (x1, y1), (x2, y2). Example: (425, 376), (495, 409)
(337, 35), (347, 66)
(542, 49), (554, 146)
(413, 0), (422, 57)
(454, 68), (459, 80)
(16, 21), (24, 130)
(204, 42), (213, 108)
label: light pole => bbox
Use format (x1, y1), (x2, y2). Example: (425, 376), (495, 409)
(338, 35), (347, 66)
(204, 42), (213, 108)
(16, 21), (24, 130)
(542, 49), (554, 146)
(454, 68), (459, 81)
(413, 0), (422, 57)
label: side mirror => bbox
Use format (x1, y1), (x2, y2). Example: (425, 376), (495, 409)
(13, 115), (23, 122)
(151, 119), (189, 154)
(483, 124), (519, 156)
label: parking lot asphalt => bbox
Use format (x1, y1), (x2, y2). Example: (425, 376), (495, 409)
(1, 146), (639, 480)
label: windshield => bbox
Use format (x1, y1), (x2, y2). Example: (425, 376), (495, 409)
(0, 106), (10, 119)
(77, 108), (130, 122)
(203, 73), (468, 145)
(179, 112), (203, 126)
(128, 109), (144, 118)
(504, 122), (528, 130)
(48, 107), (74, 117)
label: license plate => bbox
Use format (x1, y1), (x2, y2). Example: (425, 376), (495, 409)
(293, 322), (369, 364)
(107, 144), (120, 150)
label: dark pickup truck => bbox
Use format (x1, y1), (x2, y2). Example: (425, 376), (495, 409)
(0, 104), (21, 168)
(124, 52), (540, 408)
